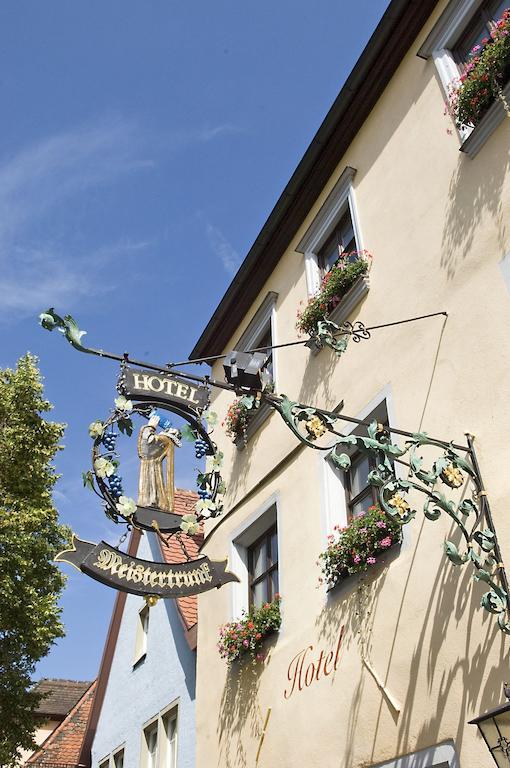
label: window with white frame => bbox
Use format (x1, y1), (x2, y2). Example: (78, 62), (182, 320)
(322, 399), (390, 534)
(230, 499), (279, 618)
(133, 603), (150, 665)
(230, 292), (278, 446)
(418, 0), (510, 154)
(235, 291), (278, 390)
(141, 705), (178, 768)
(98, 746), (125, 768)
(296, 166), (363, 296)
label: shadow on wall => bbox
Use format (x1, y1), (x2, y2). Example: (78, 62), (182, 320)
(441, 144), (509, 280)
(313, 509), (507, 768)
(216, 635), (278, 768)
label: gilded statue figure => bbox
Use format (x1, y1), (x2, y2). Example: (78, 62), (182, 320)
(137, 415), (181, 511)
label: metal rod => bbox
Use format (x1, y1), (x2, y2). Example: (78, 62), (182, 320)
(366, 311), (448, 333)
(165, 311), (449, 369)
(466, 433), (510, 601)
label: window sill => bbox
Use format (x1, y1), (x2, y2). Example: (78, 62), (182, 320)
(306, 274), (370, 355)
(132, 652), (147, 670)
(460, 81), (510, 158)
(234, 400), (272, 451)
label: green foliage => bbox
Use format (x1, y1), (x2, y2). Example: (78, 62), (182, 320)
(448, 9), (510, 128)
(218, 596), (282, 664)
(318, 506), (402, 588)
(296, 255), (369, 337)
(0, 354), (70, 766)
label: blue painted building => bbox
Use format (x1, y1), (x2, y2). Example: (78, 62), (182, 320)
(84, 490), (199, 768)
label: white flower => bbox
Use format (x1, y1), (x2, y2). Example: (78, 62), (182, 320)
(115, 496), (137, 515)
(211, 451), (224, 470)
(114, 395), (133, 412)
(180, 514), (200, 535)
(94, 457), (116, 478)
(203, 410), (218, 428)
(89, 421), (104, 438)
(195, 499), (217, 518)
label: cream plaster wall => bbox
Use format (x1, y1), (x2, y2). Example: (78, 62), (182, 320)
(196, 2), (510, 766)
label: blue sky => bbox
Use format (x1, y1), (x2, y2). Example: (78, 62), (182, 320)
(0, 0), (389, 681)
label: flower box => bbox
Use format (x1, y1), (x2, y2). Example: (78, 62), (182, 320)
(217, 596), (281, 665)
(297, 252), (370, 352)
(448, 9), (510, 133)
(318, 506), (402, 591)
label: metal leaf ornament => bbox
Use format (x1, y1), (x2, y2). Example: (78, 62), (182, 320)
(272, 394), (510, 633)
(39, 308), (94, 354)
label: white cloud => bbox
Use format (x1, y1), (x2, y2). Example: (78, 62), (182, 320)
(0, 117), (242, 319)
(0, 117), (153, 319)
(206, 223), (241, 275)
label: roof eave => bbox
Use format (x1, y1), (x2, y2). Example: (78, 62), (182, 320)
(190, 0), (438, 359)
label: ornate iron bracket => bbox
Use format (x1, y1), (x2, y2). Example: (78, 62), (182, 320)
(40, 309), (509, 632)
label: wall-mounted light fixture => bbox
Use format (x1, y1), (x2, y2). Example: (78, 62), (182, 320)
(470, 693), (510, 766)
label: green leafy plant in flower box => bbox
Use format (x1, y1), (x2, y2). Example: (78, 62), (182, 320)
(296, 252), (369, 338)
(447, 8), (510, 129)
(217, 595), (281, 664)
(318, 505), (402, 589)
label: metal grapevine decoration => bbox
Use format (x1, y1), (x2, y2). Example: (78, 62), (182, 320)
(269, 394), (510, 634)
(40, 309), (237, 600)
(40, 308), (510, 632)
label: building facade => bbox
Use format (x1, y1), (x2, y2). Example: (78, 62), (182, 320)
(191, 0), (510, 766)
(86, 490), (199, 768)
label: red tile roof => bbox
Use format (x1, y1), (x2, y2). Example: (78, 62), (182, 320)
(33, 679), (92, 719)
(158, 488), (202, 634)
(28, 681), (96, 766)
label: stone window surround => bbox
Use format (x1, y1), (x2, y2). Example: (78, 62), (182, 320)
(296, 165), (364, 297)
(319, 385), (404, 546)
(98, 744), (125, 768)
(233, 291), (278, 449)
(370, 740), (459, 768)
(140, 700), (179, 768)
(229, 494), (281, 622)
(417, 0), (510, 157)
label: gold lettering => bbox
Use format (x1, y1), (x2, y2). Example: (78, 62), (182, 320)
(201, 563), (213, 583)
(148, 376), (164, 392)
(132, 373), (151, 391)
(117, 564), (128, 579)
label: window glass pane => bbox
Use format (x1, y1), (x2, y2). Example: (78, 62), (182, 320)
(255, 326), (273, 382)
(100, 760), (109, 768)
(113, 750), (124, 768)
(338, 212), (355, 253)
(270, 530), (278, 564)
(251, 539), (266, 579)
(146, 725), (158, 768)
(350, 455), (371, 498)
(351, 491), (374, 519)
(164, 715), (177, 768)
(270, 569), (279, 598)
(252, 579), (268, 609)
(320, 231), (341, 272)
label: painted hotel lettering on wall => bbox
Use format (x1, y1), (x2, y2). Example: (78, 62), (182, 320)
(284, 626), (345, 699)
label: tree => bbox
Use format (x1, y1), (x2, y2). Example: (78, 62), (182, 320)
(0, 354), (70, 766)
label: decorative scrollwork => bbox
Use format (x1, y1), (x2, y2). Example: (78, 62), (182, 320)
(272, 394), (510, 633)
(312, 318), (371, 356)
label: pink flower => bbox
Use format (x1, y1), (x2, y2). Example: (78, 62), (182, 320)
(367, 557), (376, 565)
(357, 511), (366, 518)
(243, 639), (249, 647)
(353, 554), (361, 564)
(376, 520), (387, 529)
(380, 536), (392, 548)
